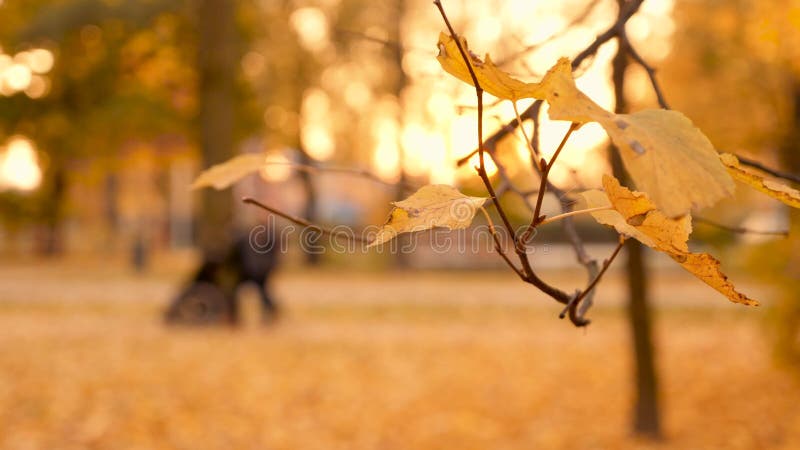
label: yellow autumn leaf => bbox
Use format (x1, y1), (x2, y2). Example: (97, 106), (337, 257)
(720, 153), (800, 208)
(369, 184), (487, 247)
(436, 32), (549, 101)
(579, 178), (691, 255)
(538, 61), (734, 217)
(192, 153), (266, 190)
(579, 175), (758, 306)
(601, 110), (735, 218)
(670, 253), (759, 306)
(535, 57), (613, 124)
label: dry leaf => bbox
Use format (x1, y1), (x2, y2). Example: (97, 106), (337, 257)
(602, 110), (735, 218)
(720, 153), (800, 208)
(541, 61), (734, 217)
(580, 176), (691, 255)
(436, 32), (549, 100)
(671, 253), (759, 306)
(369, 184), (486, 247)
(536, 58), (613, 124)
(543, 62), (735, 217)
(579, 175), (757, 306)
(192, 153), (266, 190)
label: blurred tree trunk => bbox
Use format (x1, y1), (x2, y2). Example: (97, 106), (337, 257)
(610, 27), (662, 438)
(298, 148), (321, 266)
(778, 79), (800, 364)
(196, 0), (236, 259)
(37, 165), (66, 255)
(388, 0), (410, 268)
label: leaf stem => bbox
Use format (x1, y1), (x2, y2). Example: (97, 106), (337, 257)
(522, 122), (579, 242)
(538, 206), (612, 226)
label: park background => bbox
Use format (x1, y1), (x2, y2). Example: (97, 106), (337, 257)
(1, 0), (799, 448)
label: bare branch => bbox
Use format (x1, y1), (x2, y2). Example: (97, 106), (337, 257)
(478, 207), (526, 279)
(264, 161), (418, 192)
(495, 0), (603, 67)
(694, 217), (789, 237)
(524, 122), (580, 240)
(242, 197), (368, 243)
(618, 31), (670, 109)
(732, 154), (800, 185)
(560, 236), (626, 324)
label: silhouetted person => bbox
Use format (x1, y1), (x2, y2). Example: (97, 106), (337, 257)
(164, 228), (279, 326)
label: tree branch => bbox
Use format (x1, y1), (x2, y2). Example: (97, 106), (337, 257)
(694, 216), (789, 237)
(242, 197), (368, 243)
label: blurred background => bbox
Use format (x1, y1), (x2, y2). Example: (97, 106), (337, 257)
(1, 0), (799, 448)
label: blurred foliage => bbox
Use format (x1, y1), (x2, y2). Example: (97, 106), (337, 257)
(665, 0), (800, 372)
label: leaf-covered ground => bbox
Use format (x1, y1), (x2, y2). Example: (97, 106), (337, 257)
(0, 259), (798, 449)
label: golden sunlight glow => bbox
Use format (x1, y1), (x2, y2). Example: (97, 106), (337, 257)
(259, 152), (292, 183)
(289, 7), (329, 53)
(0, 136), (42, 191)
(400, 124), (430, 177)
(301, 124), (335, 160)
(0, 48), (54, 97)
(0, 54), (11, 71)
(24, 75), (49, 99)
(4, 63), (31, 91)
(371, 117), (400, 181)
(468, 153), (498, 177)
(301, 87), (335, 160)
(28, 48), (54, 74)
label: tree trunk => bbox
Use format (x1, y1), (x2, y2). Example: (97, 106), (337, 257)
(196, 0), (236, 259)
(611, 23), (662, 438)
(388, 0), (410, 268)
(298, 148), (321, 266)
(38, 164), (66, 255)
(778, 80), (800, 364)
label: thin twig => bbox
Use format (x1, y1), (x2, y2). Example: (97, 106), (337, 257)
(694, 217), (789, 237)
(434, 1), (527, 274)
(337, 29), (404, 52)
(242, 197), (368, 243)
(733, 154), (800, 185)
(478, 206), (526, 278)
(538, 206), (612, 226)
(434, 0), (572, 305)
(264, 161), (418, 192)
(524, 123), (580, 241)
(495, 0), (603, 67)
(559, 236), (626, 321)
(619, 32), (669, 109)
